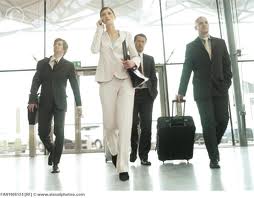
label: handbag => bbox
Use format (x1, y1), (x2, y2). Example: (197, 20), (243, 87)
(122, 40), (148, 88)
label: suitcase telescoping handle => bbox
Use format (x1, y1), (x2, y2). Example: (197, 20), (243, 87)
(171, 99), (186, 117)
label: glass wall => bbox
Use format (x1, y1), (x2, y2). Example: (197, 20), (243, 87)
(233, 1), (254, 144)
(217, 0), (254, 144)
(0, 0), (44, 69)
(1, 0), (253, 155)
(0, 71), (41, 155)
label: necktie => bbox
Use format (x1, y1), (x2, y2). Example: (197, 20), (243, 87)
(138, 63), (143, 74)
(138, 54), (143, 74)
(53, 60), (57, 70)
(203, 39), (211, 59)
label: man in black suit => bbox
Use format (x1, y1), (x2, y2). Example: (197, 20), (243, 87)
(28, 38), (82, 173)
(130, 34), (158, 166)
(176, 17), (232, 169)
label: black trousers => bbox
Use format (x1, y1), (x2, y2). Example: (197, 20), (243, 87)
(38, 103), (66, 165)
(131, 88), (154, 161)
(196, 95), (229, 161)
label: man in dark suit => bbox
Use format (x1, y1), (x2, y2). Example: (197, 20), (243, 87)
(176, 17), (232, 169)
(130, 34), (158, 166)
(28, 38), (82, 173)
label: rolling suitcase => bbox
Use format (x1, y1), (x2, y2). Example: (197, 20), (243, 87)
(156, 100), (195, 162)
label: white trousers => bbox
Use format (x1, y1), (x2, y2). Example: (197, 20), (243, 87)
(99, 76), (135, 173)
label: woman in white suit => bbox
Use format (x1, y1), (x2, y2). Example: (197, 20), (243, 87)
(91, 7), (140, 181)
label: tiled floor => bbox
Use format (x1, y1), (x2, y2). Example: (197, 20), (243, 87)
(1, 146), (254, 195)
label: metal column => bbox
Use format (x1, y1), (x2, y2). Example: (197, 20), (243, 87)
(158, 0), (170, 116)
(223, 0), (247, 146)
(75, 75), (82, 153)
(43, 0), (46, 58)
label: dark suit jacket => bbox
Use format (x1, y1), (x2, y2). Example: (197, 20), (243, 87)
(178, 36), (232, 100)
(29, 57), (82, 110)
(143, 54), (158, 100)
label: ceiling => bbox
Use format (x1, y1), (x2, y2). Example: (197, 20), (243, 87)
(0, 0), (254, 32)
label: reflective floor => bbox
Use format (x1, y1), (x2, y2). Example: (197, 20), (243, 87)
(1, 146), (254, 194)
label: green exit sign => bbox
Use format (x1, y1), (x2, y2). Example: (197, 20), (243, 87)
(73, 61), (81, 68)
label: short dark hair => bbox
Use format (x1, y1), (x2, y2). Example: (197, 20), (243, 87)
(100, 7), (115, 17)
(54, 38), (68, 55)
(134, 33), (147, 42)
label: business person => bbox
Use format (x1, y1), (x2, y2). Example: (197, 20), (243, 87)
(91, 7), (140, 181)
(176, 16), (232, 169)
(130, 33), (158, 166)
(28, 38), (82, 173)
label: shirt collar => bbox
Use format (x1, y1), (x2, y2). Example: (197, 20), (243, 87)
(138, 52), (144, 58)
(50, 55), (62, 63)
(199, 34), (211, 41)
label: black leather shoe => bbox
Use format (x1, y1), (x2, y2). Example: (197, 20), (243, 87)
(111, 155), (117, 168)
(130, 153), (137, 162)
(141, 159), (151, 166)
(48, 151), (53, 166)
(119, 172), (129, 181)
(48, 144), (55, 166)
(210, 160), (220, 169)
(51, 164), (60, 173)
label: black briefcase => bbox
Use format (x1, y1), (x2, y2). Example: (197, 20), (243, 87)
(28, 106), (38, 125)
(127, 68), (146, 88)
(156, 100), (196, 162)
(122, 40), (147, 88)
(27, 94), (39, 125)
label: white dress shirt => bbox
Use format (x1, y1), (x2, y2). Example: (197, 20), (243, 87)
(91, 26), (140, 83)
(136, 52), (148, 89)
(49, 55), (62, 69)
(199, 35), (212, 59)
(138, 52), (144, 73)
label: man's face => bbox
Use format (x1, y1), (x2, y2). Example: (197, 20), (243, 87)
(135, 36), (146, 53)
(53, 40), (65, 55)
(195, 17), (209, 35)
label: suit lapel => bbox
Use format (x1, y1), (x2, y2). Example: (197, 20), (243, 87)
(113, 31), (124, 49)
(105, 30), (123, 49)
(210, 36), (216, 62)
(142, 54), (148, 75)
(44, 57), (52, 71)
(194, 37), (211, 61)
(53, 57), (65, 71)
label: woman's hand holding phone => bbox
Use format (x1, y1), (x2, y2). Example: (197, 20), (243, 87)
(96, 19), (104, 27)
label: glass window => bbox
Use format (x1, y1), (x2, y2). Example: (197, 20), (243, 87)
(2, 0), (251, 156)
(0, 71), (43, 155)
(0, 1), (44, 69)
(219, 0), (254, 145)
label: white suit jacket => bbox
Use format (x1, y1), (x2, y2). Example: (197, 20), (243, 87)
(91, 27), (140, 83)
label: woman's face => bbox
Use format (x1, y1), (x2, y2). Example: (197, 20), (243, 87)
(100, 8), (115, 25)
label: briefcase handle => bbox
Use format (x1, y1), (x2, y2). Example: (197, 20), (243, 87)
(171, 99), (186, 117)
